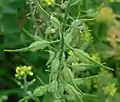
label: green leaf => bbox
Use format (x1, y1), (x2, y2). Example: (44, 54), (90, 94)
(67, 56), (79, 64)
(18, 96), (30, 102)
(28, 40), (49, 52)
(70, 0), (82, 6)
(73, 49), (114, 71)
(71, 63), (96, 72)
(4, 40), (49, 52)
(33, 85), (48, 97)
(73, 49), (90, 62)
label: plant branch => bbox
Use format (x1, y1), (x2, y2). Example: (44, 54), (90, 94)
(60, 0), (71, 60)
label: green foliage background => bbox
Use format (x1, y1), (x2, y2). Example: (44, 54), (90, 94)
(0, 0), (120, 102)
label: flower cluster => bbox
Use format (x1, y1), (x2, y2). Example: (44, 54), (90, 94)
(15, 66), (33, 79)
(103, 83), (117, 97)
(96, 7), (115, 22)
(44, 0), (55, 6)
(68, 50), (73, 56)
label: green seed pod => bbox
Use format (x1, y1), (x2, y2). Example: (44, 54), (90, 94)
(49, 57), (60, 81)
(58, 82), (64, 95)
(65, 32), (73, 46)
(46, 51), (55, 65)
(51, 72), (58, 81)
(48, 80), (58, 94)
(51, 58), (60, 73)
(62, 67), (73, 83)
(50, 16), (60, 30)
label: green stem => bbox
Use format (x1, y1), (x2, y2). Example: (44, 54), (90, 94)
(24, 75), (28, 96)
(60, 0), (71, 61)
(36, 75), (45, 85)
(23, 75), (28, 102)
(28, 1), (38, 28)
(35, 0), (51, 17)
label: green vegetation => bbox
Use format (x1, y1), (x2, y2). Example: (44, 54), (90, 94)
(1, 0), (120, 102)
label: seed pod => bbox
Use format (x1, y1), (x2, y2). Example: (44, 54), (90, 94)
(46, 51), (55, 65)
(51, 58), (60, 73)
(48, 80), (58, 94)
(50, 72), (58, 81)
(65, 32), (73, 46)
(50, 16), (60, 29)
(62, 67), (73, 83)
(58, 82), (64, 95)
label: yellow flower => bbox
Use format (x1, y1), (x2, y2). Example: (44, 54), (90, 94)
(15, 65), (33, 79)
(96, 7), (115, 22)
(44, 0), (55, 5)
(72, 62), (78, 65)
(68, 50), (73, 56)
(91, 53), (100, 62)
(103, 83), (117, 97)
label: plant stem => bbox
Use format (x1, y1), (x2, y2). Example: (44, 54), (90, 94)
(23, 75), (28, 102)
(35, 0), (51, 17)
(24, 75), (28, 95)
(28, 1), (38, 28)
(60, 0), (71, 61)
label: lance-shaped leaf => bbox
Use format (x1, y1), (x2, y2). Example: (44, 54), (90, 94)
(73, 49), (90, 62)
(4, 40), (49, 52)
(70, 0), (82, 6)
(67, 56), (79, 64)
(71, 63), (97, 72)
(73, 49), (114, 71)
(74, 75), (102, 85)
(33, 85), (48, 97)
(28, 40), (49, 52)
